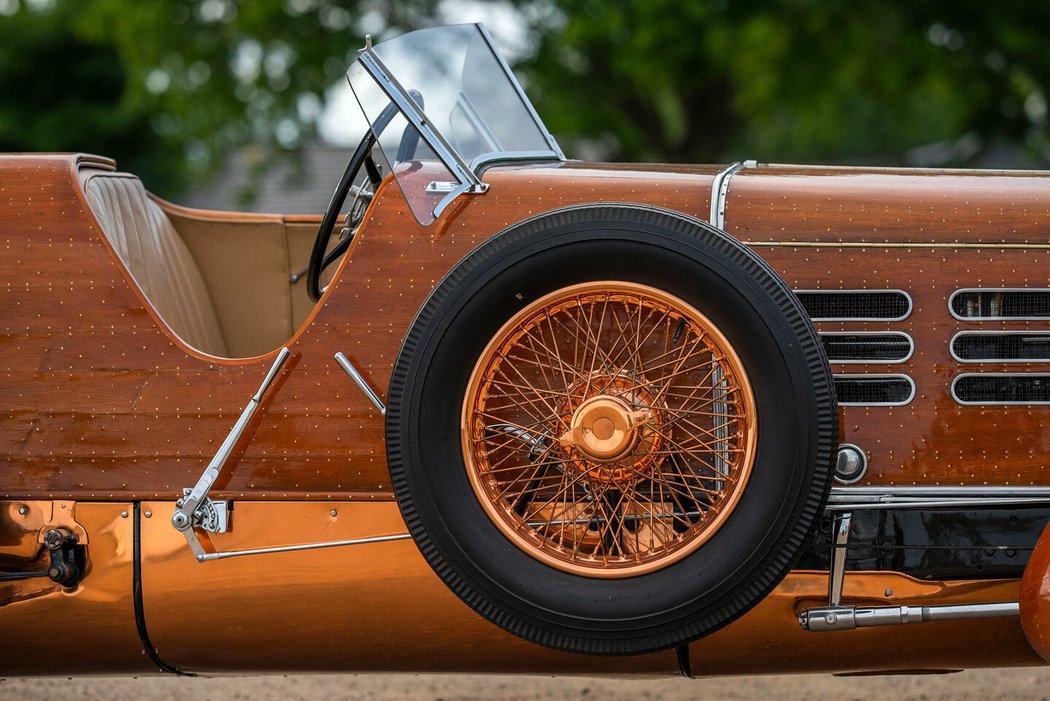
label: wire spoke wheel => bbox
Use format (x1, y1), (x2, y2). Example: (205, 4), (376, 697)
(463, 282), (756, 577)
(387, 205), (836, 654)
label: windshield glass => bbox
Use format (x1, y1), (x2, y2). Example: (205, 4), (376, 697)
(347, 24), (561, 224)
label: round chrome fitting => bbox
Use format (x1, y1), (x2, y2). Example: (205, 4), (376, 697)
(834, 444), (867, 484)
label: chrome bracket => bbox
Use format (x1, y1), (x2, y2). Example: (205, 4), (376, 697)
(175, 489), (228, 533)
(426, 181), (458, 194)
(171, 347), (290, 561)
(828, 511), (852, 607)
(799, 507), (1020, 632)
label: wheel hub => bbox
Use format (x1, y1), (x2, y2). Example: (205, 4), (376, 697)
(559, 395), (649, 461)
(556, 374), (664, 485)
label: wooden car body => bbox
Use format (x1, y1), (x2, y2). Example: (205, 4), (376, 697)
(4, 25), (1050, 676)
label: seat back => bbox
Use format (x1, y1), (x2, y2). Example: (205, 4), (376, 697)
(81, 170), (229, 357)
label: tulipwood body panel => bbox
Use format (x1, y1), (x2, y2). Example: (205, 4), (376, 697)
(0, 156), (718, 501)
(726, 165), (1050, 486)
(3, 156), (1050, 503)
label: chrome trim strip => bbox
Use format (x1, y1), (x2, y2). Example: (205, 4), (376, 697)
(950, 372), (1050, 405)
(827, 485), (1050, 511)
(476, 23), (566, 161)
(950, 330), (1050, 363)
(471, 150), (566, 172)
(949, 288), (1050, 321)
(834, 485), (1050, 497)
(748, 241), (1050, 249)
(795, 289), (913, 322)
(709, 162), (742, 228)
(834, 373), (915, 406)
(820, 331), (914, 364)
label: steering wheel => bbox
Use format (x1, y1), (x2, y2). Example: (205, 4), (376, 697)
(306, 129), (383, 302)
(306, 91), (425, 302)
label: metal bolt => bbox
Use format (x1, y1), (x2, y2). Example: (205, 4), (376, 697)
(884, 588), (893, 597)
(18, 506), (28, 515)
(121, 511), (129, 519)
(330, 509), (338, 517)
(825, 613), (838, 625)
(144, 511), (152, 519)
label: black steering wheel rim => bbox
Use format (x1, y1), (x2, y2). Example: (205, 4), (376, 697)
(306, 91), (425, 302)
(306, 130), (379, 302)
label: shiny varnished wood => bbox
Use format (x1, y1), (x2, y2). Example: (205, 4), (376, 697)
(0, 155), (718, 500)
(4, 156), (1050, 503)
(726, 165), (1050, 486)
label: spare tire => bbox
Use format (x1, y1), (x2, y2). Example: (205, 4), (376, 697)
(387, 204), (836, 655)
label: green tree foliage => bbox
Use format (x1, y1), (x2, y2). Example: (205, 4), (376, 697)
(518, 0), (1050, 166)
(0, 0), (437, 196)
(1, 0), (1047, 201)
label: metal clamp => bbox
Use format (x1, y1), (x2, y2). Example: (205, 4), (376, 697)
(172, 348), (290, 561)
(170, 347), (410, 563)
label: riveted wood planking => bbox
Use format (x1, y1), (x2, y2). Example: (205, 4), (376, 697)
(725, 165), (1050, 486)
(0, 155), (718, 500)
(4, 156), (1050, 500)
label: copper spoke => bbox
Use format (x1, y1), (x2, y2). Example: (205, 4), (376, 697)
(463, 281), (756, 577)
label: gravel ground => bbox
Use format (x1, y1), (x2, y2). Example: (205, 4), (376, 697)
(3, 668), (1050, 701)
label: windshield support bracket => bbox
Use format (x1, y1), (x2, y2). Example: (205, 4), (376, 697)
(357, 49), (484, 207)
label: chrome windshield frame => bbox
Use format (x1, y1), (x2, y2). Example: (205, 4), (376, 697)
(356, 48), (486, 218)
(475, 24), (566, 161)
(351, 23), (564, 219)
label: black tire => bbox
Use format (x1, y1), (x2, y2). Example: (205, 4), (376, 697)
(386, 204), (837, 655)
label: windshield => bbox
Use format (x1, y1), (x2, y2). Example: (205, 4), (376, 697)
(347, 24), (563, 224)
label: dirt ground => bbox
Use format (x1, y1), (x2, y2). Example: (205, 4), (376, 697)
(3, 667), (1050, 701)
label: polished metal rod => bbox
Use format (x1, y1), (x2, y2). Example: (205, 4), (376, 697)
(334, 352), (386, 416)
(198, 533), (411, 562)
(173, 347), (291, 531)
(799, 602), (1019, 632)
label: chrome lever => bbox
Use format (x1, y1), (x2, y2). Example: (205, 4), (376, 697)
(172, 347), (291, 561)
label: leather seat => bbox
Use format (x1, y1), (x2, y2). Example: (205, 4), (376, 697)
(80, 169), (230, 357)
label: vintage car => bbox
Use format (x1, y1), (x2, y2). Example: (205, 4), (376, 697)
(4, 23), (1050, 677)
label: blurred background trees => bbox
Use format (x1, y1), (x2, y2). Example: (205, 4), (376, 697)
(2, 0), (1048, 204)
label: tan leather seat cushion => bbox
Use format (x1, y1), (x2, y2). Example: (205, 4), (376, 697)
(81, 170), (229, 357)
